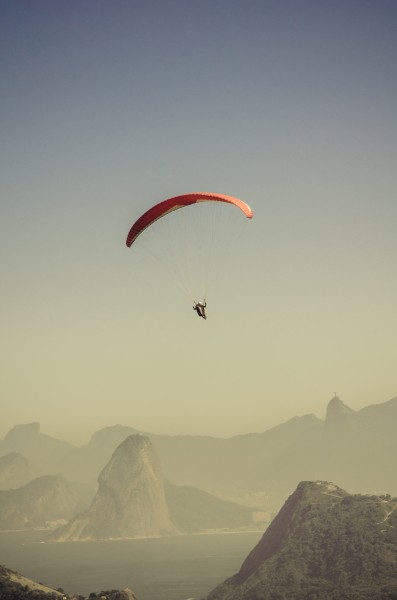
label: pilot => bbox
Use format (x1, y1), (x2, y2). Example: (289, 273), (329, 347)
(193, 300), (207, 319)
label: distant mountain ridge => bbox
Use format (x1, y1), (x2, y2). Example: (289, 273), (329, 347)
(0, 423), (73, 471)
(324, 394), (397, 446)
(1, 395), (397, 512)
(49, 434), (255, 541)
(207, 480), (397, 600)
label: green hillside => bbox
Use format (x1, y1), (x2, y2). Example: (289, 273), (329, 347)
(207, 481), (397, 600)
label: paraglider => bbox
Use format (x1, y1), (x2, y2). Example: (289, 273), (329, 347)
(193, 300), (207, 320)
(126, 192), (253, 247)
(126, 192), (253, 318)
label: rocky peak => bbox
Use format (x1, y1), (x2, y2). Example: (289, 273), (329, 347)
(51, 434), (177, 541)
(326, 394), (354, 416)
(324, 395), (356, 440)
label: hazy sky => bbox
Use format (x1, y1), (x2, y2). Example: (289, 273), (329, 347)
(1, 0), (396, 444)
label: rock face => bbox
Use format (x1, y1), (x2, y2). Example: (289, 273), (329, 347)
(51, 434), (177, 541)
(0, 452), (41, 490)
(207, 481), (397, 600)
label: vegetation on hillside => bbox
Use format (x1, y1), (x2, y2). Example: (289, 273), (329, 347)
(0, 565), (63, 599)
(0, 566), (136, 600)
(207, 482), (397, 600)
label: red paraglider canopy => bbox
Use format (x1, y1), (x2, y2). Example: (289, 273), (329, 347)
(126, 192), (253, 247)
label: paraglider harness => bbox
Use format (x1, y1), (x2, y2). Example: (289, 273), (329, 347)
(193, 300), (207, 320)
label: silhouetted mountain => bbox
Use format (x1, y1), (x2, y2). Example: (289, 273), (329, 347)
(57, 424), (139, 484)
(349, 395), (397, 446)
(3, 395), (397, 515)
(323, 394), (397, 449)
(0, 423), (74, 472)
(207, 480), (397, 600)
(0, 452), (41, 490)
(50, 435), (257, 542)
(150, 414), (323, 496)
(0, 475), (91, 531)
(56, 414), (323, 508)
(317, 395), (397, 495)
(50, 434), (177, 541)
(324, 395), (356, 440)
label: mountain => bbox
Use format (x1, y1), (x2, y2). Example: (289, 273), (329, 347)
(324, 394), (397, 447)
(3, 394), (397, 514)
(0, 475), (91, 531)
(50, 434), (257, 542)
(54, 414), (323, 508)
(150, 413), (323, 495)
(318, 395), (397, 494)
(207, 480), (397, 600)
(144, 396), (396, 508)
(50, 434), (177, 541)
(56, 424), (140, 484)
(0, 423), (74, 472)
(0, 452), (41, 490)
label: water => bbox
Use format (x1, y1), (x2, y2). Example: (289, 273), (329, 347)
(0, 530), (263, 600)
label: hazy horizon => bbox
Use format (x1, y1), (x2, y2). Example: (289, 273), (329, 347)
(2, 392), (396, 447)
(2, 1), (397, 446)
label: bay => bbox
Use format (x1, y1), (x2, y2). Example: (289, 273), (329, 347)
(0, 530), (263, 600)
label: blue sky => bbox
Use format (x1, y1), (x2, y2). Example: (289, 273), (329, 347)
(1, 0), (397, 443)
